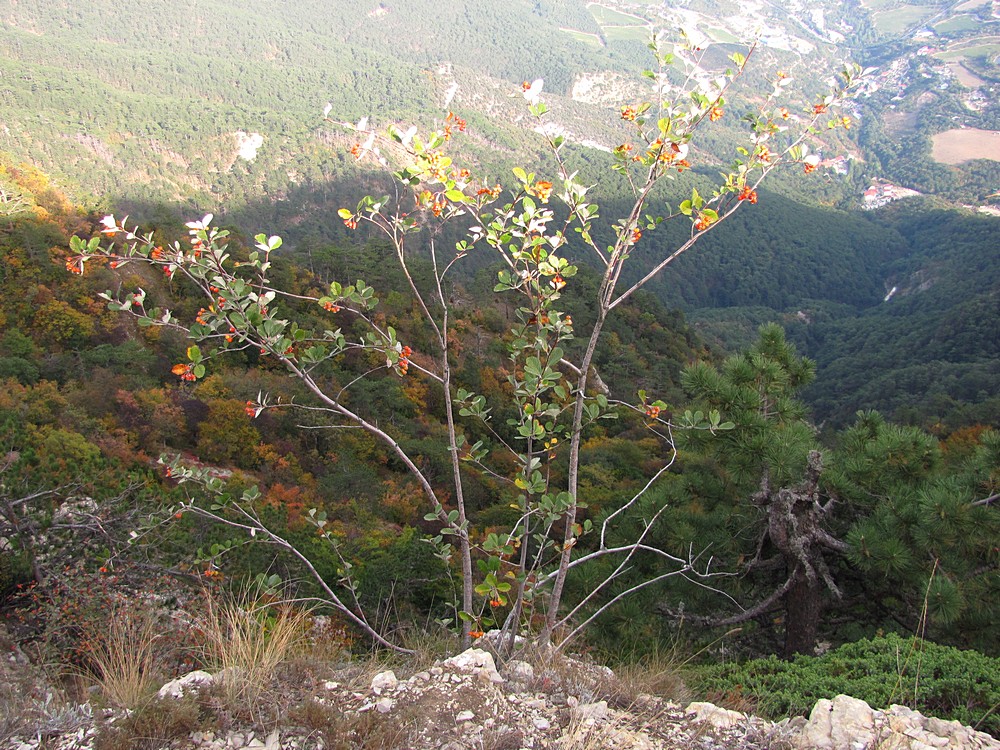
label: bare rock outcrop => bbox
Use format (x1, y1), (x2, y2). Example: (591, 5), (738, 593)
(788, 694), (999, 750)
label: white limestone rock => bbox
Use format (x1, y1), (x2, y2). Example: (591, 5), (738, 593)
(506, 659), (535, 682)
(370, 669), (398, 694)
(157, 670), (214, 699)
(571, 700), (609, 727)
(686, 701), (747, 729)
(440, 648), (504, 684)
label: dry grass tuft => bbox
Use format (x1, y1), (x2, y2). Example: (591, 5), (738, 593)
(82, 602), (162, 709)
(94, 694), (206, 750)
(290, 698), (420, 749)
(601, 648), (692, 708)
(196, 586), (313, 714)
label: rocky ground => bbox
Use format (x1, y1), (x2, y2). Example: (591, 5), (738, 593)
(3, 637), (998, 750)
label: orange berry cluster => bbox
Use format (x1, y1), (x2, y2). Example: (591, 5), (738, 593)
(398, 345), (412, 374)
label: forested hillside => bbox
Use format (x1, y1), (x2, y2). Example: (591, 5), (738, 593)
(678, 197), (1000, 430)
(796, 202), (1000, 429)
(3, 0), (995, 435)
(0, 0), (638, 213)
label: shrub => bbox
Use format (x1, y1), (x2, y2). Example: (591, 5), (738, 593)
(695, 633), (1000, 736)
(71, 35), (862, 654)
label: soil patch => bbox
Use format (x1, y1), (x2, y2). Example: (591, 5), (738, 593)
(931, 128), (1000, 164)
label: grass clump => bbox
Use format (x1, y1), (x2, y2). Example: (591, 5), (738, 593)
(81, 602), (162, 709)
(94, 694), (207, 750)
(196, 585), (313, 715)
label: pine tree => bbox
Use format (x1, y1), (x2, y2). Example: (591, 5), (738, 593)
(834, 417), (1000, 650)
(675, 323), (848, 656)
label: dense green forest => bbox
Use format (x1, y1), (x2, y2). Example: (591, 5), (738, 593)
(677, 197), (1000, 430)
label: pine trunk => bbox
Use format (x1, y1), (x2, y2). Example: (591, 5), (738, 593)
(784, 572), (821, 657)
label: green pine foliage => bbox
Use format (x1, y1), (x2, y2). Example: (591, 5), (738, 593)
(696, 633), (1000, 736)
(831, 417), (1000, 650)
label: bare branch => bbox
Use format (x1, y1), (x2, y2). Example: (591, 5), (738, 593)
(973, 493), (999, 507)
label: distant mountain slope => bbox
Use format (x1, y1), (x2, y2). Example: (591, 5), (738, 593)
(794, 202), (1000, 429)
(0, 0), (638, 211)
(0, 0), (870, 218)
(681, 199), (999, 429)
(1, 0), (996, 433)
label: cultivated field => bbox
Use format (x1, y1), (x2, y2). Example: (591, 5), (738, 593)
(705, 26), (740, 43)
(561, 28), (604, 47)
(934, 14), (980, 34)
(860, 0), (900, 11)
(956, 0), (990, 10)
(931, 128), (1000, 164)
(872, 4), (939, 34)
(587, 4), (647, 26)
(937, 37), (1000, 61)
(949, 62), (986, 87)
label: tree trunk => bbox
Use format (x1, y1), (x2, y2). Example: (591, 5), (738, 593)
(783, 570), (822, 657)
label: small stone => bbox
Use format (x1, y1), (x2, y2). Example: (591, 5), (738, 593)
(687, 701), (745, 730)
(157, 670), (214, 699)
(414, 671), (431, 682)
(371, 670), (398, 693)
(441, 648), (504, 683)
(507, 660), (535, 681)
(533, 718), (551, 730)
(375, 697), (394, 713)
(456, 710), (476, 722)
(572, 701), (609, 726)
(323, 680), (340, 690)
